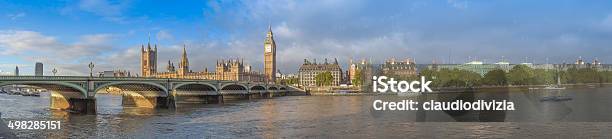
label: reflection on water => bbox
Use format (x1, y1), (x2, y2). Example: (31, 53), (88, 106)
(1, 86), (612, 138)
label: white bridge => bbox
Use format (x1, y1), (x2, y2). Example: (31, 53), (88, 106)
(0, 76), (295, 114)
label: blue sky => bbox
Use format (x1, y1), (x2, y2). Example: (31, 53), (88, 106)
(1, 0), (612, 76)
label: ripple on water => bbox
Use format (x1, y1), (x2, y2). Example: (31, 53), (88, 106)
(3, 90), (612, 138)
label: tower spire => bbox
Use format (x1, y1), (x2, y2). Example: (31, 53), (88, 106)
(268, 24), (272, 32)
(180, 44), (189, 68)
(147, 32), (152, 50)
(177, 44), (189, 76)
(182, 44), (187, 59)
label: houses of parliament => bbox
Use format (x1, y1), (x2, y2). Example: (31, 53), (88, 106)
(140, 27), (277, 83)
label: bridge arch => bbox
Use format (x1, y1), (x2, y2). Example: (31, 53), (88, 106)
(0, 81), (87, 98)
(268, 86), (278, 90)
(173, 82), (217, 91)
(94, 81), (169, 97)
(220, 83), (248, 91)
(250, 85), (266, 91)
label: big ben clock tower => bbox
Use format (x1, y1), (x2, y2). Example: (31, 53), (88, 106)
(264, 25), (277, 83)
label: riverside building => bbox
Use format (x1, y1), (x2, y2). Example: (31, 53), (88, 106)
(428, 57), (612, 77)
(140, 27), (276, 82)
(298, 58), (343, 86)
(380, 58), (417, 79)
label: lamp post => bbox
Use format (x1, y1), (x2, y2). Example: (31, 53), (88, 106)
(52, 68), (57, 76)
(88, 62), (95, 77)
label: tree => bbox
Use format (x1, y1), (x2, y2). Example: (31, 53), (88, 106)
(454, 69), (482, 87)
(351, 69), (362, 86)
(482, 69), (507, 86)
(280, 77), (299, 85)
(533, 69), (555, 85)
(507, 65), (534, 85)
(419, 68), (481, 88)
(315, 71), (334, 86)
(577, 68), (600, 83)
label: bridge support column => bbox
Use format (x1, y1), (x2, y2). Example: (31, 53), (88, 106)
(50, 92), (96, 114)
(122, 93), (170, 108)
(166, 92), (177, 109)
(222, 94), (250, 101)
(259, 92), (269, 98)
(206, 95), (224, 104)
(155, 96), (170, 108)
(250, 93), (258, 99)
(69, 98), (96, 114)
(50, 92), (70, 110)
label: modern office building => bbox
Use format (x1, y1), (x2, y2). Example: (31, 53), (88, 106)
(35, 62), (43, 76)
(14, 66), (19, 76)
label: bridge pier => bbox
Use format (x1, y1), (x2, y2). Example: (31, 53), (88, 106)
(68, 98), (97, 114)
(49, 92), (96, 114)
(155, 96), (170, 108)
(207, 95), (224, 104)
(167, 93), (177, 108)
(176, 95), (223, 104)
(121, 93), (170, 108)
(250, 92), (262, 99)
(222, 94), (250, 101)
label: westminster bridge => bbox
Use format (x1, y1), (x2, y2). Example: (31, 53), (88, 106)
(0, 76), (296, 114)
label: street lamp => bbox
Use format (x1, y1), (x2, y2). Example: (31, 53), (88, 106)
(52, 68), (57, 76)
(88, 62), (95, 77)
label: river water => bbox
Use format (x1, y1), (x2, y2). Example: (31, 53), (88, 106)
(2, 85), (612, 138)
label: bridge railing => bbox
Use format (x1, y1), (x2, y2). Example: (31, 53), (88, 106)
(0, 76), (91, 80)
(0, 76), (280, 85)
(0, 76), (220, 81)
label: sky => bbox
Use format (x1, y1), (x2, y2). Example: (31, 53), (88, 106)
(1, 0), (612, 76)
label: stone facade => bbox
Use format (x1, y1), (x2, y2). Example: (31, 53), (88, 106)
(298, 58), (343, 86)
(141, 42), (157, 77)
(264, 25), (277, 83)
(381, 58), (417, 79)
(141, 42), (265, 82)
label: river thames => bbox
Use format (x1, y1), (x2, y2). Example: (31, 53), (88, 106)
(2, 85), (612, 138)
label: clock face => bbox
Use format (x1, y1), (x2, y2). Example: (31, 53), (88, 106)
(265, 45), (272, 52)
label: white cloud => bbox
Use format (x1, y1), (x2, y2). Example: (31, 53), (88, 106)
(7, 12), (26, 20)
(61, 0), (135, 24)
(78, 0), (122, 16)
(600, 14), (612, 31)
(4, 0), (611, 75)
(0, 30), (61, 55)
(79, 34), (114, 45)
(447, 0), (469, 10)
(273, 22), (300, 38)
(0, 30), (117, 75)
(156, 30), (174, 41)
(555, 34), (581, 45)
